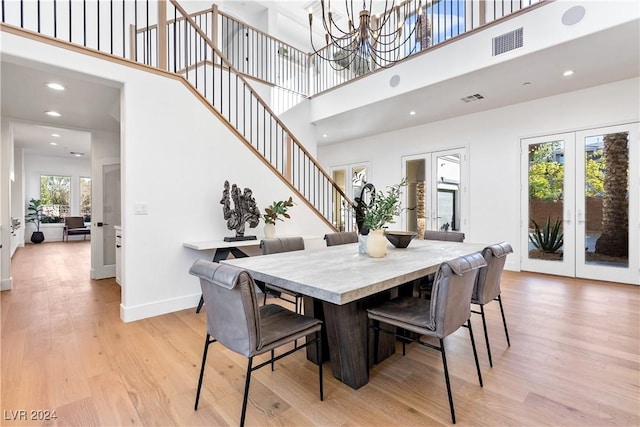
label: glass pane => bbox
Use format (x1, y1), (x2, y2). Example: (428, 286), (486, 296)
(80, 177), (92, 222)
(584, 132), (629, 267)
(103, 164), (120, 266)
(435, 154), (460, 231)
(527, 141), (565, 261)
(332, 169), (346, 231)
(406, 159), (426, 236)
(40, 175), (71, 223)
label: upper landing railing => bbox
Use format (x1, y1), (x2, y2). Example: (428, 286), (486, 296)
(191, 0), (544, 96)
(0, 0), (356, 232)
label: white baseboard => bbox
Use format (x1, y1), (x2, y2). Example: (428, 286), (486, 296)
(505, 260), (519, 272)
(120, 292), (201, 322)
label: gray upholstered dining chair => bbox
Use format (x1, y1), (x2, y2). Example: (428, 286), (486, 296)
(472, 241), (513, 367)
(324, 231), (358, 246)
(190, 260), (323, 427)
(260, 237), (305, 313)
(367, 253), (486, 424)
(423, 230), (465, 242)
(418, 230), (466, 299)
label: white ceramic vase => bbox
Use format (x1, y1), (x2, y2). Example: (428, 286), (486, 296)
(264, 223), (276, 238)
(366, 229), (387, 258)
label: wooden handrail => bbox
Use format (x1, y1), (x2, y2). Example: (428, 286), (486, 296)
(168, 0), (353, 207)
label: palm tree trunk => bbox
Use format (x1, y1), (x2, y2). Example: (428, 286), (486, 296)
(595, 132), (629, 257)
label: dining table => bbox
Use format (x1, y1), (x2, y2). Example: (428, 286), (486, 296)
(222, 238), (488, 390)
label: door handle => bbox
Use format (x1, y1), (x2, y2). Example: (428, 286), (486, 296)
(96, 222), (109, 227)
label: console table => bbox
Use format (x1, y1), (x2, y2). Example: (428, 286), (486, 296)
(183, 236), (324, 312)
(183, 239), (262, 312)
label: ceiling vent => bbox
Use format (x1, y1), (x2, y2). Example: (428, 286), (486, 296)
(492, 27), (523, 56)
(460, 93), (485, 103)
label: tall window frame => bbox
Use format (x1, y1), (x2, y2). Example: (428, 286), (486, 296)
(40, 175), (71, 223)
(80, 176), (92, 222)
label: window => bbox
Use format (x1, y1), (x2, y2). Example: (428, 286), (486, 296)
(40, 175), (70, 223)
(80, 177), (92, 222)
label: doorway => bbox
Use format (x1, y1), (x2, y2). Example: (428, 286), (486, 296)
(521, 123), (639, 284)
(402, 148), (467, 236)
(331, 162), (370, 231)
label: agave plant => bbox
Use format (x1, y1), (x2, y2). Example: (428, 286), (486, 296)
(529, 217), (564, 253)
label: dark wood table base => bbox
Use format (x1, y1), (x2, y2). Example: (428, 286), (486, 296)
(304, 292), (396, 389)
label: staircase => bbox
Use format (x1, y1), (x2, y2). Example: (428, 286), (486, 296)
(0, 0), (356, 233)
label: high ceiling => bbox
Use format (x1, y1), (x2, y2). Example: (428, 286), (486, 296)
(1, 1), (638, 154)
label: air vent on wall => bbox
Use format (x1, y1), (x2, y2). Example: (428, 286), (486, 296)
(492, 27), (523, 56)
(460, 93), (485, 103)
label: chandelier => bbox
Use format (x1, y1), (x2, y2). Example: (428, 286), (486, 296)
(308, 0), (430, 74)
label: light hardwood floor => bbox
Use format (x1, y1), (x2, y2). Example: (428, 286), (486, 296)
(2, 241), (639, 426)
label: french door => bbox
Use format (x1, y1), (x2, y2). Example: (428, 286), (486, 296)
(402, 148), (467, 236)
(521, 123), (639, 284)
(331, 162), (371, 231)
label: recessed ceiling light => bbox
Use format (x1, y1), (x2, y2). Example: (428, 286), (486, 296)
(45, 111), (62, 117)
(522, 81), (532, 86)
(51, 133), (61, 137)
(49, 142), (58, 146)
(70, 151), (84, 157)
(46, 82), (65, 91)
(322, 134), (328, 138)
(409, 111), (416, 116)
(563, 70), (574, 77)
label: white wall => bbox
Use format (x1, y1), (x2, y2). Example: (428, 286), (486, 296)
(318, 77), (640, 272)
(10, 145), (25, 253)
(0, 120), (12, 290)
(23, 153), (91, 242)
(1, 30), (333, 322)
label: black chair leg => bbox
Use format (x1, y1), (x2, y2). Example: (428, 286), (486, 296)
(316, 331), (323, 401)
(194, 334), (212, 410)
(271, 349), (275, 371)
(467, 319), (483, 388)
(480, 305), (493, 367)
(196, 295), (204, 313)
(497, 295), (511, 346)
(439, 338), (456, 424)
(240, 357), (253, 427)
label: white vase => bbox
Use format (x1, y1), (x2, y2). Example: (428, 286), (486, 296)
(367, 229), (387, 258)
(264, 223), (276, 238)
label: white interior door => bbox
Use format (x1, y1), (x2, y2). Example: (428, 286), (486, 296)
(91, 158), (121, 280)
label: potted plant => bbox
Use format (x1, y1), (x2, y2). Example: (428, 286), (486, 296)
(25, 198), (45, 244)
(263, 197), (294, 238)
(363, 179), (406, 257)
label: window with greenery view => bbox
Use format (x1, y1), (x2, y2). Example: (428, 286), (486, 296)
(40, 175), (70, 223)
(80, 177), (92, 222)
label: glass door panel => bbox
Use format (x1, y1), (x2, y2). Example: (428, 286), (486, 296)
(405, 158), (426, 236)
(521, 133), (575, 277)
(576, 124), (639, 284)
(434, 154), (461, 231)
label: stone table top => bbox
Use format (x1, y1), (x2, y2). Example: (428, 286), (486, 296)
(222, 239), (488, 305)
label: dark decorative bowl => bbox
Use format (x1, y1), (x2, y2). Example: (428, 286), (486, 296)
(384, 231), (417, 248)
